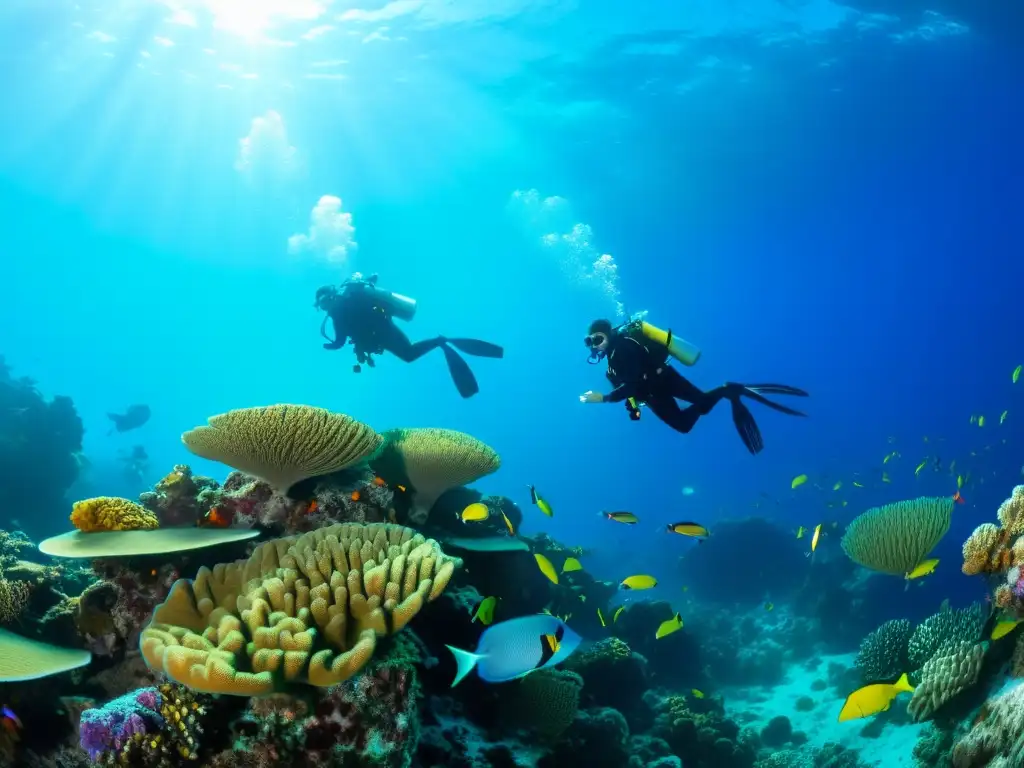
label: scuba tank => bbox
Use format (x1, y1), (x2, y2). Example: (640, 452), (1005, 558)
(620, 320), (701, 366)
(341, 278), (418, 322)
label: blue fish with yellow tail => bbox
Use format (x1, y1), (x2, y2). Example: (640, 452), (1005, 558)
(446, 614), (581, 686)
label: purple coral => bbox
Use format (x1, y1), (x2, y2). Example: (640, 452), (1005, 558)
(79, 687), (164, 760)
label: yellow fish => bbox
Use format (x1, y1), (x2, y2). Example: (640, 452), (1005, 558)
(620, 574), (658, 591)
(957, 474), (964, 490)
(915, 460), (928, 476)
(1014, 364), (1022, 384)
(838, 674), (914, 722)
(613, 606), (625, 623)
(597, 608), (606, 627)
(883, 453), (893, 464)
(527, 485), (553, 517)
(992, 619), (1024, 641)
(666, 522), (709, 539)
(905, 559), (939, 580)
(881, 472), (891, 484)
(791, 474), (808, 489)
(460, 502), (490, 523)
(833, 481), (842, 491)
(604, 511), (640, 524)
(764, 601), (774, 612)
(810, 524), (822, 553)
(534, 553), (559, 585)
(655, 612), (683, 639)
(562, 557), (583, 573)
(691, 689), (705, 699)
(471, 596), (498, 625)
(978, 415), (986, 427)
(1001, 410), (1009, 425)
(795, 526), (806, 539)
(853, 481), (864, 488)
(501, 511), (515, 536)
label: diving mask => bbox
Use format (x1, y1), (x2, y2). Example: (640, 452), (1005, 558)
(585, 332), (608, 364)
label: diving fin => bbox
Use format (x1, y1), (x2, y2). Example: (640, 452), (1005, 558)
(729, 398), (764, 455)
(441, 344), (480, 398)
(640, 322), (701, 366)
(446, 338), (505, 358)
(738, 384), (808, 417)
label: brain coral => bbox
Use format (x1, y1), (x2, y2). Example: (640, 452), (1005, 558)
(140, 523), (460, 695)
(841, 496), (953, 575)
(71, 497), (159, 532)
(181, 405), (383, 497)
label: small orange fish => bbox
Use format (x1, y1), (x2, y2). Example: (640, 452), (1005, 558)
(307, 500), (319, 514)
(204, 507), (230, 528)
(351, 491), (361, 502)
(373, 476), (386, 487)
(953, 491), (965, 505)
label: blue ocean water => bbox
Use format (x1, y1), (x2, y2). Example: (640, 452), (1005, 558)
(1, 0), (1022, 673)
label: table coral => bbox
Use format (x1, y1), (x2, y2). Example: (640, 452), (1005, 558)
(71, 497), (159, 533)
(841, 497), (953, 576)
(141, 523), (460, 695)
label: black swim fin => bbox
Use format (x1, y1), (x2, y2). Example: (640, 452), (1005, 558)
(732, 383), (809, 417)
(442, 344), (480, 398)
(729, 397), (764, 455)
(446, 338), (504, 359)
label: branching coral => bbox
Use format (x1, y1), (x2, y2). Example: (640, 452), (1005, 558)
(908, 641), (987, 722)
(79, 683), (209, 765)
(71, 497), (159, 532)
(841, 497), (953, 575)
(181, 405), (383, 497)
(855, 619), (911, 683)
(141, 523), (460, 695)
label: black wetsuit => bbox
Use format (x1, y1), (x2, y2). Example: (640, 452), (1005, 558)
(602, 332), (730, 435)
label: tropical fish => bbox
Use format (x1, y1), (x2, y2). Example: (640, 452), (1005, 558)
(1001, 410), (1009, 425)
(655, 613), (683, 639)
(905, 559), (939, 580)
(446, 614), (582, 685)
(837, 674), (914, 722)
(202, 507), (231, 528)
(604, 511), (639, 524)
(991, 619), (1023, 641)
(915, 460), (928, 476)
(613, 606), (625, 623)
(978, 416), (986, 427)
(501, 511), (515, 536)
(562, 557), (583, 573)
(527, 486), (553, 517)
(666, 522), (709, 540)
(853, 481), (865, 488)
(791, 474), (808, 489)
(620, 574), (658, 590)
(970, 415), (977, 425)
(460, 502), (490, 523)
(881, 472), (891, 484)
(953, 491), (966, 505)
(691, 689), (705, 699)
(534, 553), (559, 585)
(681, 486), (696, 496)
(957, 474), (965, 489)
(472, 596), (499, 625)
(810, 524), (822, 554)
(1015, 365), (1022, 384)
(107, 404), (151, 434)
(764, 602), (774, 612)
(597, 608), (606, 627)
(833, 481), (842, 491)
(795, 526), (806, 539)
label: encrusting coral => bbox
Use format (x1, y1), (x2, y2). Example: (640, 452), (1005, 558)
(140, 523), (460, 695)
(181, 405), (383, 498)
(71, 497), (159, 533)
(840, 496), (953, 575)
(370, 427), (501, 525)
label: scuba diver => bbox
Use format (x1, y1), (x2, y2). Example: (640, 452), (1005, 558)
(579, 318), (808, 455)
(314, 273), (504, 399)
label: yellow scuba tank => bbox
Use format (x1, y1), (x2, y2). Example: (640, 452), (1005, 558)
(640, 321), (701, 366)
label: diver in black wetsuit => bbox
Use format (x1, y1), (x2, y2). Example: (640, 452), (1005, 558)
(314, 273), (504, 398)
(578, 318), (808, 454)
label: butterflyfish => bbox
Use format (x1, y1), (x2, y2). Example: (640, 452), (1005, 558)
(620, 574), (658, 590)
(597, 608), (606, 627)
(791, 474), (808, 489)
(460, 502), (490, 523)
(605, 511), (639, 524)
(905, 559), (939, 580)
(445, 614), (581, 685)
(472, 596), (499, 625)
(810, 524), (822, 553)
(534, 553), (559, 585)
(613, 606), (625, 623)
(562, 557), (583, 573)
(527, 486), (554, 517)
(655, 612), (683, 639)
(991, 619), (1024, 641)
(1015, 364), (1022, 384)
(837, 674), (914, 722)
(666, 522), (709, 540)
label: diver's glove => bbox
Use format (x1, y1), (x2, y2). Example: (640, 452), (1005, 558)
(579, 391), (604, 404)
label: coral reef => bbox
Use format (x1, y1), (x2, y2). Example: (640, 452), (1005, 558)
(70, 496), (159, 532)
(140, 465), (220, 527)
(950, 679), (1024, 766)
(907, 601), (986, 671)
(646, 689), (756, 768)
(141, 523), (460, 693)
(908, 641), (988, 722)
(841, 496), (953, 575)
(855, 618), (910, 682)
